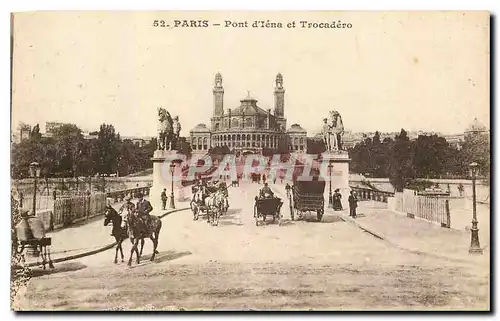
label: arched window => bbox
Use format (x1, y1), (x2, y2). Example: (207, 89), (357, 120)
(232, 134), (236, 141)
(252, 134), (256, 141)
(247, 134), (251, 140)
(215, 123), (220, 131)
(203, 137), (208, 150)
(300, 137), (304, 145)
(237, 134), (241, 140)
(246, 118), (253, 127)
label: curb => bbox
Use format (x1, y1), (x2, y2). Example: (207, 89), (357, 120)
(26, 207), (190, 268)
(339, 214), (486, 267)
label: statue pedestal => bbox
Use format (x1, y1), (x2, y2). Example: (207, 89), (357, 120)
(321, 151), (351, 209)
(150, 150), (184, 211)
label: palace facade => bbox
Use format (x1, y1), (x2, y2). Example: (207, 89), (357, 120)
(190, 73), (307, 154)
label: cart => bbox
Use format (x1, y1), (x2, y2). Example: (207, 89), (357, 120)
(288, 178), (325, 222)
(254, 196), (283, 226)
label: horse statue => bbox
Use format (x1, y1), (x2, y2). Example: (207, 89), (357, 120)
(123, 207), (162, 267)
(327, 110), (345, 151)
(104, 205), (128, 264)
(157, 107), (174, 151)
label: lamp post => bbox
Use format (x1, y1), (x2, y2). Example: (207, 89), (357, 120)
(29, 162), (41, 217)
(328, 163), (333, 208)
(469, 162), (482, 255)
(169, 162), (176, 209)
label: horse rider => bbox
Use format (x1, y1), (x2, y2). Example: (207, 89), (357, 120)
(260, 182), (274, 199)
(119, 194), (136, 227)
(136, 192), (153, 222)
(218, 180), (228, 197)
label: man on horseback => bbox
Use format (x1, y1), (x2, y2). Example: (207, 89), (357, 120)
(136, 192), (153, 223)
(119, 194), (135, 229)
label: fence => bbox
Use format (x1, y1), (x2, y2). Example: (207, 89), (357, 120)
(106, 186), (151, 203)
(53, 193), (107, 228)
(12, 185), (152, 232)
(350, 187), (395, 203)
(391, 189), (451, 228)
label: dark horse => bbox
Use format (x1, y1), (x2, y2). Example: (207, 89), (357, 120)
(103, 206), (128, 264)
(124, 209), (162, 267)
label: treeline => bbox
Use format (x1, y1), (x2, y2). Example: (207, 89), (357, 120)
(348, 129), (490, 191)
(11, 123), (157, 179)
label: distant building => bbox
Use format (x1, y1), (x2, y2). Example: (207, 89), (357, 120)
(122, 136), (153, 147)
(190, 73), (307, 154)
(286, 124), (307, 152)
(45, 121), (65, 134)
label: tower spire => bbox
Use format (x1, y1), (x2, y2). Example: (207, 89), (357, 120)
(213, 72), (224, 117)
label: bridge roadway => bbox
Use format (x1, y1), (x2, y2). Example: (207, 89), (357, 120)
(19, 182), (489, 310)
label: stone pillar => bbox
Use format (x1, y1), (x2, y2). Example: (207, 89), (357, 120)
(150, 150), (184, 211)
(321, 151), (351, 209)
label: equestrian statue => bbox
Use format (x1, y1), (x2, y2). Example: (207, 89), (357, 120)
(322, 110), (345, 152)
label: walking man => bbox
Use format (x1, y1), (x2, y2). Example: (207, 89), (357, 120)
(161, 188), (167, 210)
(348, 191), (358, 218)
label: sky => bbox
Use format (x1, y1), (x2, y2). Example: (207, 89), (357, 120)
(11, 11), (490, 137)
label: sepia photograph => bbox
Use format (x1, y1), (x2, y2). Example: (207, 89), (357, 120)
(9, 10), (490, 311)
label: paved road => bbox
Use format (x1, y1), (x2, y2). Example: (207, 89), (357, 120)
(18, 182), (489, 310)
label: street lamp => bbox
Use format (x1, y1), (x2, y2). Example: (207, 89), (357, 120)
(29, 162), (41, 217)
(469, 162), (482, 255)
(328, 163), (333, 208)
(169, 162), (176, 209)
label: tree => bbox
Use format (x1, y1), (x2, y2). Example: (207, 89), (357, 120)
(97, 124), (120, 175)
(412, 134), (453, 178)
(460, 131), (490, 180)
(388, 129), (415, 191)
(306, 138), (326, 154)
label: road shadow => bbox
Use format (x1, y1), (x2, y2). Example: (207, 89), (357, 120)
(139, 250), (192, 265)
(296, 214), (343, 223)
(225, 208), (242, 216)
(218, 219), (244, 227)
(30, 261), (87, 277)
(276, 220), (295, 227)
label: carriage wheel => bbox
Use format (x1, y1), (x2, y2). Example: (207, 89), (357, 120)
(317, 208), (324, 222)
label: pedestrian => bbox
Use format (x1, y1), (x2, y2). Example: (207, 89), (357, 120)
(161, 188), (167, 210)
(458, 183), (464, 197)
(333, 189), (343, 211)
(348, 191), (358, 218)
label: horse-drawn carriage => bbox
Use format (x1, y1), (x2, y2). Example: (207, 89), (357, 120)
(13, 212), (54, 270)
(190, 183), (228, 226)
(250, 173), (261, 183)
(254, 196), (283, 226)
(288, 176), (325, 222)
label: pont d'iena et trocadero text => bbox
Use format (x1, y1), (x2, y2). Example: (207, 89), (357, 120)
(152, 20), (353, 29)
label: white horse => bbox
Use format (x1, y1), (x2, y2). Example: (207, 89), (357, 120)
(204, 192), (220, 224)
